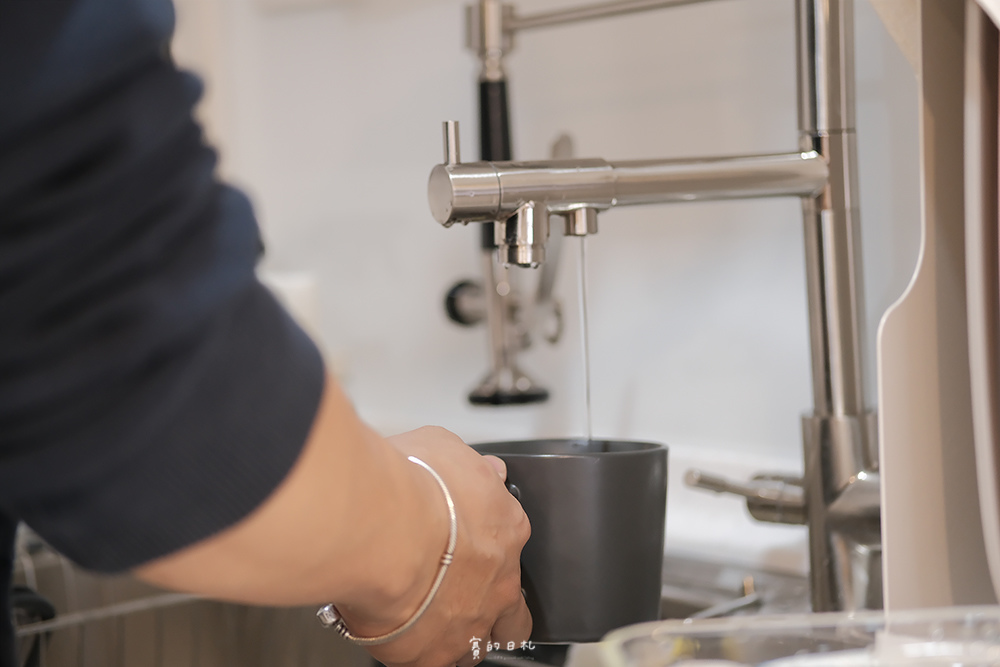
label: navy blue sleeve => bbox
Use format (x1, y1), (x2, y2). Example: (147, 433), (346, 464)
(0, 0), (325, 571)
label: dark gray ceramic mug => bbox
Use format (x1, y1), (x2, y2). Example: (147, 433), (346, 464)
(472, 439), (668, 644)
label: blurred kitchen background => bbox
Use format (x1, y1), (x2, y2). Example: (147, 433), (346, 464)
(171, 0), (920, 575)
(11, 1), (934, 665)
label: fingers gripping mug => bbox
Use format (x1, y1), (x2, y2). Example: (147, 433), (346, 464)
(473, 439), (668, 643)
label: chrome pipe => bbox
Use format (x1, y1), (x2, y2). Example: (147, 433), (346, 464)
(429, 151), (828, 227)
(612, 152), (828, 205)
(506, 0), (720, 33)
(796, 0), (857, 138)
(797, 0), (865, 420)
(467, 0), (512, 82)
(796, 0), (877, 613)
(484, 251), (512, 381)
(444, 120), (461, 165)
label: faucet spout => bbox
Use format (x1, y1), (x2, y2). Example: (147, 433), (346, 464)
(429, 151), (828, 238)
(496, 202), (549, 268)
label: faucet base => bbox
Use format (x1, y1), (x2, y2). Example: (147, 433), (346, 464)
(469, 366), (549, 405)
(801, 411), (881, 612)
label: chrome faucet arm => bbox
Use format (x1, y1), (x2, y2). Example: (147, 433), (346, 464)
(685, 469), (806, 526)
(430, 151), (829, 228)
(429, 145), (829, 269)
(684, 470), (804, 510)
(506, 0), (721, 34)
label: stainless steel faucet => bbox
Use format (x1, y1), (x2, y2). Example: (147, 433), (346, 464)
(430, 0), (880, 612)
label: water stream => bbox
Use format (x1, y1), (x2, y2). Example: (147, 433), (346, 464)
(577, 236), (593, 443)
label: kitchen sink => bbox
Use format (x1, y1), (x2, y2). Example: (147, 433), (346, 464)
(484, 552), (810, 667)
(659, 552), (808, 620)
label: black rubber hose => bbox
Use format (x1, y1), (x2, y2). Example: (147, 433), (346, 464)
(478, 79), (512, 250)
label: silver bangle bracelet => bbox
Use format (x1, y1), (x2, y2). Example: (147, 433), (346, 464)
(316, 455), (458, 646)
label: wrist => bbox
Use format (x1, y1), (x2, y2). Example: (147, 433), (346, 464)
(333, 442), (451, 635)
(319, 456), (458, 645)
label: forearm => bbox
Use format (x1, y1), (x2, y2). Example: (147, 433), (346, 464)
(134, 375), (532, 667)
(133, 375), (447, 625)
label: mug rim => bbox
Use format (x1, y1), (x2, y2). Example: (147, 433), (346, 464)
(472, 438), (667, 458)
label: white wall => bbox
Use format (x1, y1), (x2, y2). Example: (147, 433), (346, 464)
(173, 0), (921, 572)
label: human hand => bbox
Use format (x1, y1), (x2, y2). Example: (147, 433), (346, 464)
(359, 426), (531, 667)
